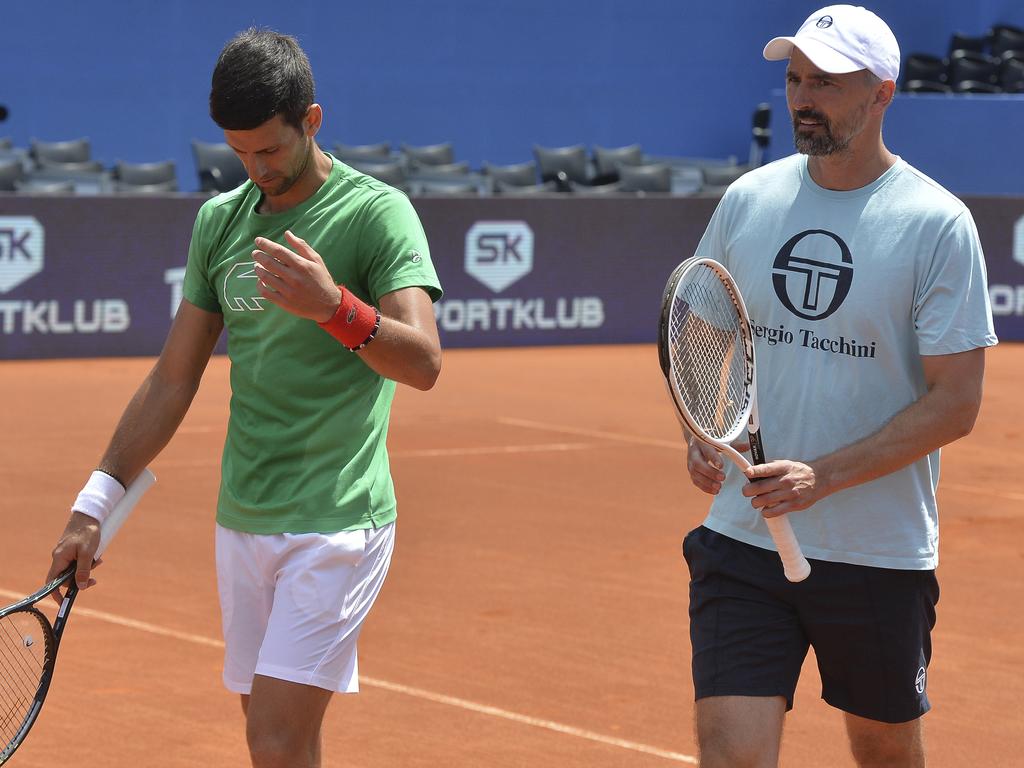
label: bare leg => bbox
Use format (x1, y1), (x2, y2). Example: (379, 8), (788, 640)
(845, 712), (925, 768)
(242, 675), (333, 768)
(694, 695), (787, 768)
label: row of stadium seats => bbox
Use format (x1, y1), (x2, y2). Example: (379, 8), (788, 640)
(0, 132), (761, 198)
(0, 137), (178, 195)
(902, 23), (1024, 94)
(330, 141), (752, 197)
(0, 138), (752, 198)
(0, 102), (774, 198)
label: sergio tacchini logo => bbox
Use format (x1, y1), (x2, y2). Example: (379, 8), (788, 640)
(772, 229), (854, 321)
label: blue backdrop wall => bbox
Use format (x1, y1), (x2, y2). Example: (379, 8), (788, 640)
(2, 1), (1022, 191)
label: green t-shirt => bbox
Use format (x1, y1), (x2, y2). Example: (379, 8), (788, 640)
(182, 154), (442, 534)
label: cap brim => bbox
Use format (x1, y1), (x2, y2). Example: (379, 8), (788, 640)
(763, 36), (863, 74)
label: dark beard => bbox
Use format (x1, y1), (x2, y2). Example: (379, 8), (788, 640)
(265, 138), (315, 197)
(791, 110), (850, 156)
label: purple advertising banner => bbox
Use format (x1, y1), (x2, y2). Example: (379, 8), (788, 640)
(0, 194), (1021, 360)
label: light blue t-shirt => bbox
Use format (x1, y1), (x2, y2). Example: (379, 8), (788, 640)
(695, 154), (997, 570)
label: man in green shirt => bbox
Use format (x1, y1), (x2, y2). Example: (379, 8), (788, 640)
(46, 28), (442, 768)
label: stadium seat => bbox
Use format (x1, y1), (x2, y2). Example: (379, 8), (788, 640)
(948, 50), (999, 87)
(902, 53), (948, 88)
(191, 140), (247, 193)
(482, 161), (537, 188)
(349, 160), (408, 191)
(0, 157), (25, 190)
(953, 80), (1002, 93)
(749, 103), (771, 167)
(699, 164), (749, 196)
(333, 141), (392, 163)
(904, 80), (953, 93)
(114, 179), (179, 195)
(618, 163), (672, 194)
(36, 159), (103, 172)
(28, 160), (112, 194)
(999, 53), (1024, 92)
(400, 142), (455, 168)
(14, 179), (76, 195)
(493, 179), (558, 195)
(591, 144), (643, 185)
(30, 137), (90, 165)
(570, 180), (623, 195)
(949, 32), (989, 55)
(990, 24), (1024, 57)
(413, 180), (479, 196)
(114, 160), (178, 189)
(409, 161), (471, 179)
(533, 144), (591, 185)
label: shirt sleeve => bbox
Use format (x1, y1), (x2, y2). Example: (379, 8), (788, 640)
(692, 194), (734, 271)
(181, 203), (223, 314)
(914, 209), (998, 355)
(360, 191), (443, 304)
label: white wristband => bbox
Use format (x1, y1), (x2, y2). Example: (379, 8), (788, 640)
(72, 470), (127, 524)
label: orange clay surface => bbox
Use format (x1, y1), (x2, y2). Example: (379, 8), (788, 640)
(1, 344), (1022, 767)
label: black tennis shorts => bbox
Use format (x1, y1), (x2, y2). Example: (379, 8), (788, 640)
(683, 525), (939, 724)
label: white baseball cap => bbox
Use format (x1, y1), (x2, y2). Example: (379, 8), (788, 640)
(763, 5), (900, 83)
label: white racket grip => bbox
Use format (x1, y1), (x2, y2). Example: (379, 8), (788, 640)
(96, 468), (156, 558)
(764, 515), (810, 582)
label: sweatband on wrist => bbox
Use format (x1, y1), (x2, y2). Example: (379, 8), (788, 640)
(72, 470), (126, 524)
(317, 285), (381, 351)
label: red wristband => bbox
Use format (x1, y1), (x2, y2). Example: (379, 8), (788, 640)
(318, 286), (381, 351)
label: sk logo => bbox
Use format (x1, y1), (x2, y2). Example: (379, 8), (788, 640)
(0, 216), (45, 294)
(464, 221), (534, 293)
(1013, 215), (1024, 267)
(222, 262), (266, 311)
(772, 229), (853, 321)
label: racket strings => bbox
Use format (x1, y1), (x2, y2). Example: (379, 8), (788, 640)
(0, 613), (48, 746)
(668, 268), (748, 440)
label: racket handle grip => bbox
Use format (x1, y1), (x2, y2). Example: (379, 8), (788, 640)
(765, 515), (811, 582)
(96, 468), (156, 558)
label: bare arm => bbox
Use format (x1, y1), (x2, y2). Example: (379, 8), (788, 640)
(46, 301), (223, 587)
(743, 348), (986, 516)
(251, 230), (441, 390)
(354, 286), (441, 390)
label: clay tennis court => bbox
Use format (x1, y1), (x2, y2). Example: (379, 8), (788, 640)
(1, 343), (1021, 766)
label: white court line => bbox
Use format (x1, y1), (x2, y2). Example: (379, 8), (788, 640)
(498, 416), (682, 449)
(500, 417), (1024, 504)
(0, 589), (696, 764)
(365, 677), (697, 764)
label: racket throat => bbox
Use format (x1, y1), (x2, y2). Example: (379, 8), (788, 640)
(748, 429), (767, 466)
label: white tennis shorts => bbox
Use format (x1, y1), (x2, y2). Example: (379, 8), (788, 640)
(215, 522), (395, 695)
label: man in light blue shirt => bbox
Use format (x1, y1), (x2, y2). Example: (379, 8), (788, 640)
(680, 6), (997, 767)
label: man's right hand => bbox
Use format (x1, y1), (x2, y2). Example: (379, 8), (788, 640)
(46, 512), (102, 602)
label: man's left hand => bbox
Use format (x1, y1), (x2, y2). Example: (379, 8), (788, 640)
(741, 460), (823, 517)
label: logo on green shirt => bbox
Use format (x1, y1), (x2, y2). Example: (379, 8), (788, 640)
(222, 262), (266, 312)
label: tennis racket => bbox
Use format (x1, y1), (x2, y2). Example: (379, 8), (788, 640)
(658, 258), (810, 583)
(0, 468), (156, 764)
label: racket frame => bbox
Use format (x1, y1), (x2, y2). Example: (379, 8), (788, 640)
(659, 258), (811, 583)
(0, 574), (77, 765)
(0, 468), (155, 764)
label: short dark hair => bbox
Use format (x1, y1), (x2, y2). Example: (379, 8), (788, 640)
(209, 28), (315, 131)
